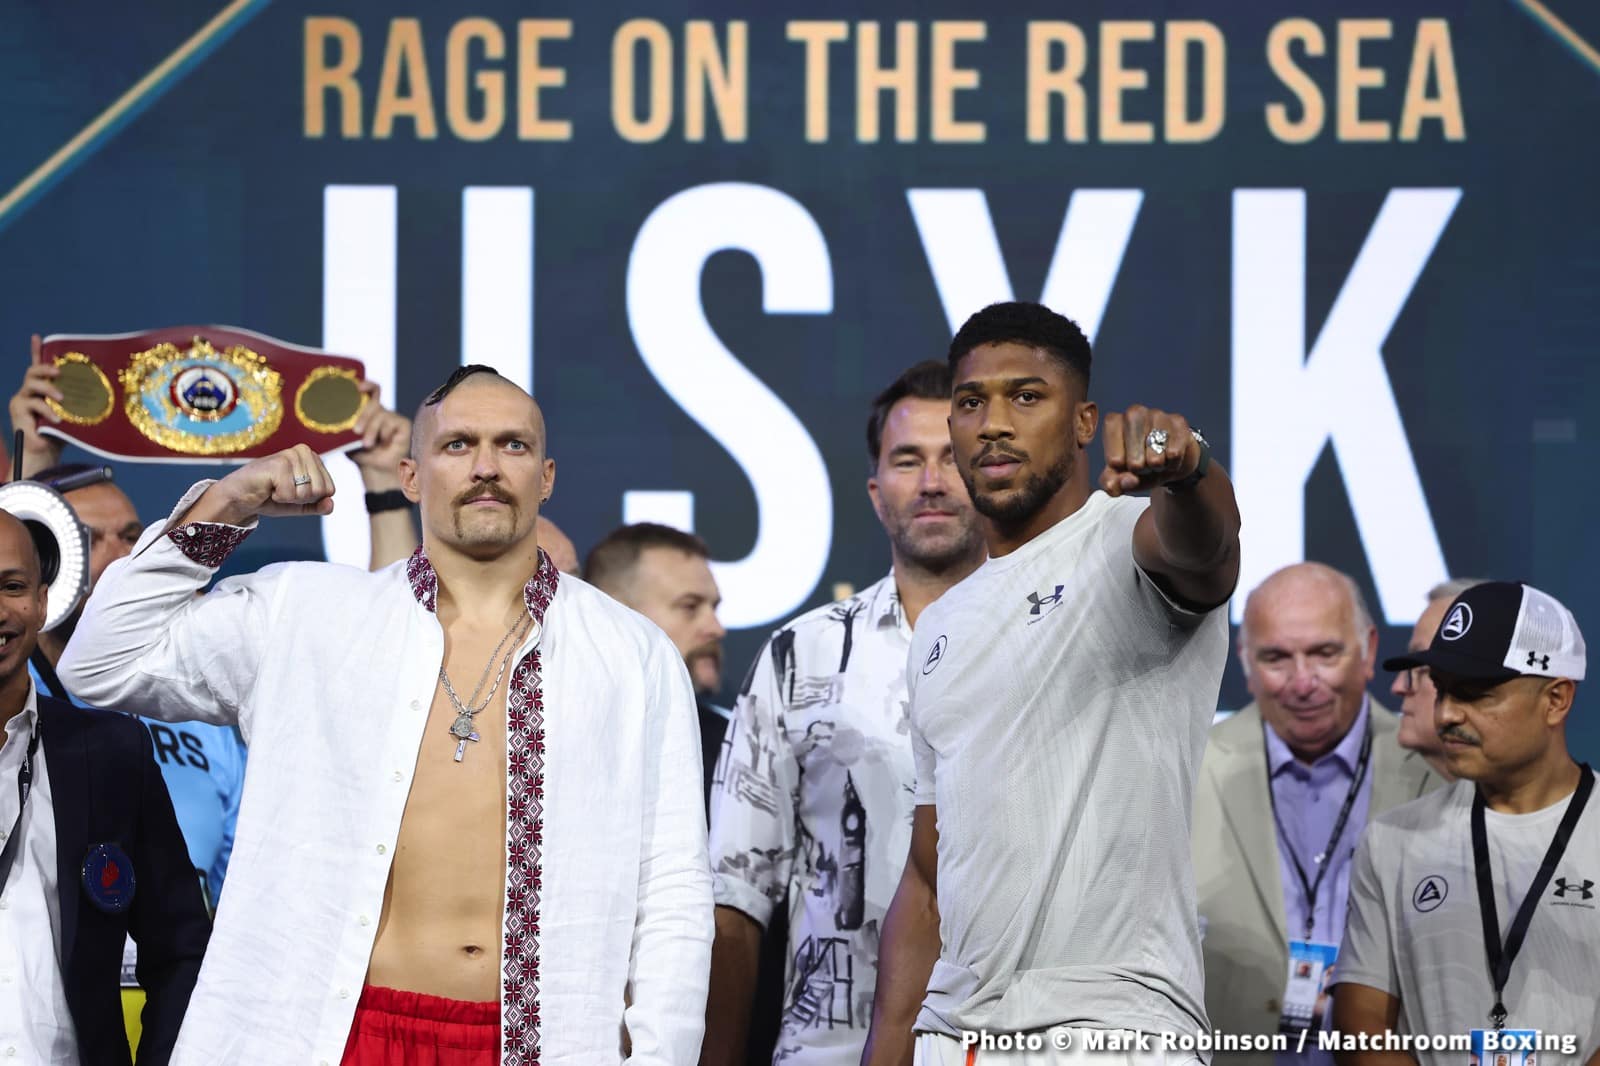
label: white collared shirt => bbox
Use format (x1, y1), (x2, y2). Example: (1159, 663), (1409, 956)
(0, 683), (80, 1063)
(710, 574), (916, 1065)
(61, 482), (712, 1066)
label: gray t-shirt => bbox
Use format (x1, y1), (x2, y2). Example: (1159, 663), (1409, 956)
(1339, 773), (1600, 1065)
(905, 491), (1229, 1038)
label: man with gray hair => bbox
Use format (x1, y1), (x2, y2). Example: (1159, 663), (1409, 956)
(1390, 578), (1485, 784)
(1191, 562), (1443, 1066)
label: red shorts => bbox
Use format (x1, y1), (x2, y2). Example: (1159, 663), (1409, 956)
(340, 985), (500, 1066)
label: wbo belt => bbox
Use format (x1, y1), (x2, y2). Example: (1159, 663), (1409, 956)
(39, 324), (369, 462)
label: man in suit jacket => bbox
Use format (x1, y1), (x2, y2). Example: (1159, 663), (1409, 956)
(0, 507), (209, 1064)
(1193, 563), (1440, 1066)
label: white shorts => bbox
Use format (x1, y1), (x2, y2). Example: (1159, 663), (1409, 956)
(914, 1027), (1205, 1066)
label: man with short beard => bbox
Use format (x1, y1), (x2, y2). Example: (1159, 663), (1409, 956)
(585, 523), (729, 805)
(703, 360), (986, 1066)
(864, 302), (1243, 1065)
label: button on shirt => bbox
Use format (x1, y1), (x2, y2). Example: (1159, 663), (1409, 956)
(59, 481), (712, 1065)
(0, 686), (79, 1064)
(710, 574), (916, 1065)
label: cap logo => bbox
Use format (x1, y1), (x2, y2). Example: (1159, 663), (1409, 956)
(1441, 603), (1473, 641)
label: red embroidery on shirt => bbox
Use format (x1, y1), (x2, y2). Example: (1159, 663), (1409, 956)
(405, 546), (559, 1065)
(504, 550), (557, 1065)
(166, 521), (251, 567)
(404, 548), (439, 613)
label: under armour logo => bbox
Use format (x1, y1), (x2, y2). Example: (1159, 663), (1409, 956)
(1526, 651), (1550, 670)
(1027, 585), (1065, 617)
(1553, 878), (1594, 900)
(1440, 603), (1473, 641)
(922, 635), (948, 675)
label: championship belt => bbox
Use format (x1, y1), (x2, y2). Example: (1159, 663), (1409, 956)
(37, 325), (369, 462)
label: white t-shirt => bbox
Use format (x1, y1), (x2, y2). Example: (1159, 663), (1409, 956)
(1339, 773), (1600, 1065)
(905, 491), (1229, 1038)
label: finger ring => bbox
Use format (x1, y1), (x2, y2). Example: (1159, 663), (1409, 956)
(1146, 429), (1170, 455)
(292, 474), (312, 487)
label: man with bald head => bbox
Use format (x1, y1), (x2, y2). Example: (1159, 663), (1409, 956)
(60, 364), (712, 1064)
(1191, 562), (1441, 1066)
(536, 515), (579, 575)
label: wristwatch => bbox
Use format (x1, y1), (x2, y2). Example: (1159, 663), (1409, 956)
(1166, 430), (1210, 492)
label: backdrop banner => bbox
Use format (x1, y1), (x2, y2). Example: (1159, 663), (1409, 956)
(2, 1), (1596, 747)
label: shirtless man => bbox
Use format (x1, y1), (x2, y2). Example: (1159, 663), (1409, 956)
(60, 365), (711, 1064)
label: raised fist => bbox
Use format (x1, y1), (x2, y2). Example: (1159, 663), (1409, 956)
(192, 444), (337, 525)
(1099, 405), (1203, 497)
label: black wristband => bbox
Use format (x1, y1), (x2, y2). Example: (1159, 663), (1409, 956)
(1166, 432), (1211, 493)
(364, 489), (411, 514)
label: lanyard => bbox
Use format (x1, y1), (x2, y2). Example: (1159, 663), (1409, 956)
(0, 727), (40, 890)
(1471, 764), (1593, 1029)
(1266, 722), (1374, 941)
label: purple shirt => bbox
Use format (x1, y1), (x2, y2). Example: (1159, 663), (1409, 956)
(1264, 698), (1374, 944)
(1265, 699), (1373, 1065)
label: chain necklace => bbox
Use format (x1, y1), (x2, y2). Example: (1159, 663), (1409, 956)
(439, 611), (532, 762)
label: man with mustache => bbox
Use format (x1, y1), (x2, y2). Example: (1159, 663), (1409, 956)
(1392, 579), (1485, 784)
(1191, 563), (1441, 1066)
(1335, 581), (1597, 1066)
(863, 302), (1242, 1064)
(59, 364), (712, 1064)
(703, 360), (986, 1066)
(586, 523), (729, 806)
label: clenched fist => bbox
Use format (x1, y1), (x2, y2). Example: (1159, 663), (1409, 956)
(187, 444), (337, 526)
(1098, 405), (1203, 497)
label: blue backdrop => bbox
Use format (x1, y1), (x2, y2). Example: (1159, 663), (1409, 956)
(3, 0), (1597, 758)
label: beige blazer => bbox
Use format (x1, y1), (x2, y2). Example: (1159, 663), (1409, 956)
(1191, 700), (1442, 1064)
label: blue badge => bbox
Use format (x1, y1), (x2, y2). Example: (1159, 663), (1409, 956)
(82, 843), (137, 913)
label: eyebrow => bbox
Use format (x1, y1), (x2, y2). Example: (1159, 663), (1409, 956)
(433, 427), (538, 445)
(954, 375), (1050, 394)
(1253, 640), (1346, 655)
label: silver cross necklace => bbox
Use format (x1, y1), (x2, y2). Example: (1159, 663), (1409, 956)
(438, 611), (532, 762)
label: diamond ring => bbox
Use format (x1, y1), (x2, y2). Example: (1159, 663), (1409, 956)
(1145, 429), (1170, 456)
(292, 474), (312, 487)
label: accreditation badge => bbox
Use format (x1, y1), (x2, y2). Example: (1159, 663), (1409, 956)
(120, 935), (139, 987)
(1470, 1030), (1540, 1066)
(1278, 940), (1339, 1033)
(38, 325), (368, 463)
